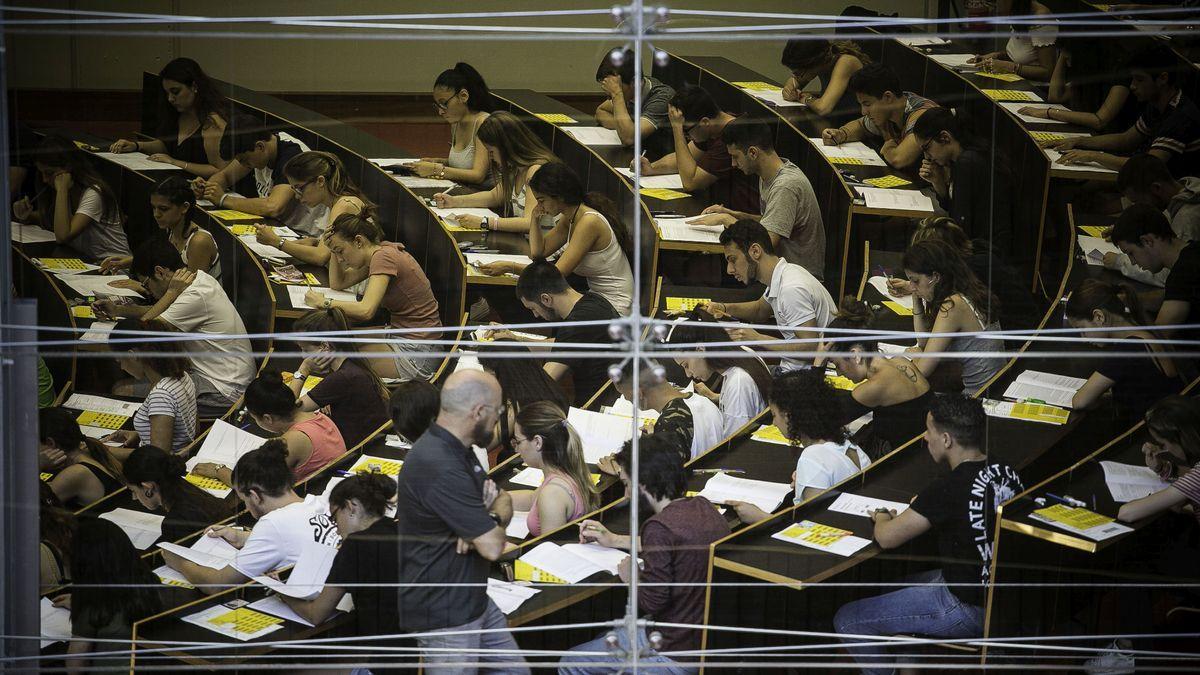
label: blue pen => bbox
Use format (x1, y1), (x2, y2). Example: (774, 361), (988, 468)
(1045, 492), (1085, 508)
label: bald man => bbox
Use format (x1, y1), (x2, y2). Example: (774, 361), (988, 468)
(395, 370), (529, 673)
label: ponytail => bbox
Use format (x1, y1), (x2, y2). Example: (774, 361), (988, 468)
(827, 296), (879, 352)
(326, 213), (383, 244)
(244, 370), (301, 419)
(328, 472), (396, 518)
(515, 401), (598, 510)
(434, 62), (494, 113)
(583, 192), (633, 264)
(122, 444), (189, 509)
(282, 151), (377, 222)
(232, 438), (293, 497)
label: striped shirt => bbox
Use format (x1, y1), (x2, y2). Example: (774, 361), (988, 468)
(1170, 462), (1200, 526)
(1135, 90), (1200, 179)
(133, 375), (198, 454)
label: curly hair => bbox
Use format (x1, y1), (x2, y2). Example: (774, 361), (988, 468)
(768, 370), (848, 444)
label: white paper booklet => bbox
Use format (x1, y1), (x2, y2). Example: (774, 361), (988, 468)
(928, 53), (977, 68)
(80, 320), (117, 343)
(1044, 149), (1117, 174)
(656, 217), (723, 244)
(186, 420), (268, 476)
(507, 511), (531, 540)
(616, 168), (686, 190)
(510, 467), (546, 488)
(158, 534), (240, 570)
(568, 407), (636, 463)
(1002, 370), (1088, 408)
(65, 393), (141, 416)
(285, 285), (357, 309)
(745, 88), (808, 108)
(59, 274), (143, 298)
(560, 543), (636, 576)
(1078, 235), (1121, 265)
(998, 102), (1070, 125)
(487, 578), (540, 614)
(94, 151), (179, 171)
(809, 139), (887, 166)
(827, 492), (910, 518)
(181, 600), (285, 641)
(99, 508), (165, 550)
(248, 595), (320, 627)
(857, 187), (936, 213)
(866, 276), (915, 309)
(517, 541), (609, 583)
(40, 597), (72, 648)
(562, 126), (623, 146)
(11, 223), (56, 243)
(431, 207), (502, 224)
(238, 234), (291, 261)
(1099, 460), (1170, 503)
(697, 472), (793, 512)
(896, 35), (949, 46)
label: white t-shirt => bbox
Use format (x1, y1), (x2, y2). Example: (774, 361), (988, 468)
(682, 392), (725, 458)
(718, 366), (766, 438)
(1005, 23), (1057, 66)
(233, 495), (342, 578)
(763, 261), (835, 372)
(74, 187), (131, 259)
(158, 270), (256, 403)
(256, 132), (327, 237)
(794, 439), (871, 503)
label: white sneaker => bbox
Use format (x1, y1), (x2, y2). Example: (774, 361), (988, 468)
(1084, 639), (1135, 674)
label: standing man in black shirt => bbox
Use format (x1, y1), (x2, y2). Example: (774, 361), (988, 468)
(832, 395), (1024, 673)
(503, 259), (619, 407)
(395, 369), (528, 674)
(1111, 203), (1200, 337)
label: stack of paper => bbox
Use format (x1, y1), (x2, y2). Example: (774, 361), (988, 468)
(1099, 460), (1170, 503)
(65, 393), (141, 417)
(11, 223), (56, 244)
(616, 168), (686, 190)
(809, 139), (887, 166)
(487, 578), (541, 614)
(59, 274), (144, 298)
(1029, 504), (1132, 541)
(238, 234), (290, 261)
(94, 151), (179, 171)
(1078, 235), (1121, 265)
(184, 420), (268, 497)
(560, 543), (636, 575)
(182, 601), (285, 641)
(431, 207), (502, 225)
(568, 408), (635, 463)
(158, 534), (240, 570)
(99, 508), (165, 550)
(1045, 149), (1117, 174)
(562, 126), (623, 146)
(982, 398), (1071, 425)
(510, 467), (546, 488)
(697, 472), (792, 512)
(1002, 370), (1087, 408)
(40, 597), (73, 648)
(285, 285), (357, 309)
(827, 493), (910, 517)
(656, 217), (723, 244)
(928, 53), (977, 68)
(857, 187), (936, 213)
(771, 519), (872, 556)
(998, 102), (1070, 125)
(515, 541), (609, 583)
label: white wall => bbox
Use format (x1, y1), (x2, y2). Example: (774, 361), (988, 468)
(8, 0), (929, 93)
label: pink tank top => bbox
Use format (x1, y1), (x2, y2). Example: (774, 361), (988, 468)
(291, 412), (347, 480)
(526, 472), (588, 537)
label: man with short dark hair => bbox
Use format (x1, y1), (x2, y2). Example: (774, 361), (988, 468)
(199, 116), (325, 235)
(559, 432), (731, 674)
(700, 220), (834, 372)
(1045, 45), (1200, 175)
(594, 48), (676, 158)
(1110, 203), (1200, 335)
(614, 362), (724, 460)
(1118, 153), (1200, 239)
(503, 259), (618, 406)
(821, 63), (939, 168)
(395, 369), (527, 674)
(635, 84), (759, 212)
(833, 395), (1024, 674)
(688, 117), (826, 278)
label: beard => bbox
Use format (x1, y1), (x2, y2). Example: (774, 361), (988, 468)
(471, 416), (497, 448)
(745, 258), (759, 285)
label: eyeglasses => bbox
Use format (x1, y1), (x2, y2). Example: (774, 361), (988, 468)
(510, 435), (530, 446)
(290, 179), (314, 197)
(919, 137), (937, 157)
(434, 90), (461, 113)
(682, 122), (698, 138)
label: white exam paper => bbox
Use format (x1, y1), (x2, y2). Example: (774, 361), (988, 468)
(656, 217), (723, 244)
(562, 126), (623, 146)
(487, 578), (540, 615)
(698, 472), (793, 513)
(99, 507), (165, 550)
(285, 285), (357, 309)
(59, 274), (143, 298)
(517, 542), (608, 583)
(158, 535), (239, 570)
(827, 492), (910, 518)
(1099, 460), (1170, 503)
(998, 102), (1070, 125)
(857, 187), (936, 213)
(809, 138), (887, 166)
(616, 168), (686, 190)
(866, 276), (915, 309)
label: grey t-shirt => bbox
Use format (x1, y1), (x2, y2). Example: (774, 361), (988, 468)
(759, 160), (826, 279)
(625, 77), (676, 159)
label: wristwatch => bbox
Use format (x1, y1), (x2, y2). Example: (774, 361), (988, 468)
(481, 216), (490, 231)
(488, 511), (502, 526)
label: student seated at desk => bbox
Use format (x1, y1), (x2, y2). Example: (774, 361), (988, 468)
(95, 238), (256, 416)
(668, 319), (771, 438)
(700, 220), (836, 373)
(731, 369), (872, 525)
(563, 433), (730, 674)
(289, 308), (391, 448)
(193, 373), (347, 486)
(389, 380), (440, 444)
(108, 57), (230, 178)
(913, 107), (1015, 252)
(104, 318), (198, 455)
(508, 401), (599, 537)
(280, 473), (408, 669)
(409, 63), (495, 188)
(969, 0), (1057, 81)
(506, 260), (619, 407)
(1112, 153), (1200, 286)
(39, 483), (74, 592)
(1043, 44), (1200, 175)
(614, 362), (725, 462)
(822, 64), (939, 169)
(1065, 279), (1181, 420)
(12, 135), (130, 259)
(1118, 395), (1200, 523)
(431, 110), (557, 232)
(100, 176), (220, 281)
(307, 214), (443, 382)
(1017, 35), (1135, 131)
(161, 442), (342, 595)
(833, 395), (1025, 672)
(594, 48), (676, 158)
(39, 406), (123, 509)
(903, 239), (1005, 394)
(820, 298), (934, 455)
(198, 118), (325, 236)
(123, 444), (233, 544)
(1110, 203), (1200, 337)
(62, 518), (188, 673)
(254, 150), (377, 267)
(780, 38), (870, 117)
(477, 161), (636, 316)
(635, 84), (760, 213)
(478, 351), (569, 466)
(689, 118), (826, 278)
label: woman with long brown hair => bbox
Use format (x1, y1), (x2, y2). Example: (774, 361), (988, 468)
(780, 38), (870, 118)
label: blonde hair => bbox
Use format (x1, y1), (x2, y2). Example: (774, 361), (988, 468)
(283, 151), (377, 221)
(515, 401), (598, 510)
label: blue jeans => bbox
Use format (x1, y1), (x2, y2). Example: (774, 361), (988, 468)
(415, 599), (530, 674)
(558, 627), (696, 675)
(832, 569), (984, 675)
